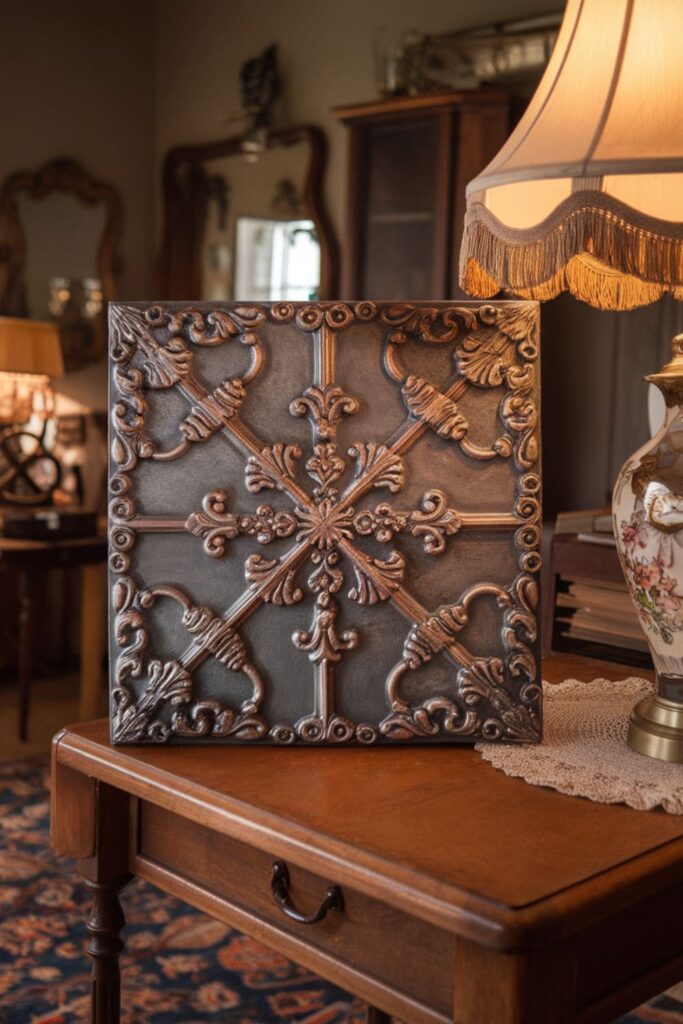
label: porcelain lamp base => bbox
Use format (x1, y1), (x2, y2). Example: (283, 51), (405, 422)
(628, 694), (683, 763)
(613, 333), (683, 764)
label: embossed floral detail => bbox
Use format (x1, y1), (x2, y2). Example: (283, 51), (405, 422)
(514, 472), (543, 574)
(500, 364), (538, 470)
(112, 658), (191, 744)
(289, 384), (358, 498)
(290, 713), (366, 743)
(109, 303), (268, 483)
(380, 303), (478, 343)
(289, 384), (359, 442)
(184, 490), (298, 557)
(305, 442), (346, 499)
(172, 700), (267, 740)
(244, 554), (304, 605)
(378, 301), (538, 467)
(352, 504), (408, 543)
(110, 305), (193, 390)
(184, 491), (238, 557)
(276, 550), (371, 745)
(180, 378), (246, 441)
(110, 368), (156, 472)
(111, 576), (266, 743)
(459, 658), (540, 742)
(380, 573), (540, 742)
(292, 551), (357, 663)
(402, 376), (469, 439)
(404, 491), (462, 554)
(348, 551), (405, 605)
(351, 489), (461, 554)
(455, 302), (539, 386)
(619, 512), (683, 644)
(294, 499), (355, 549)
(245, 443), (302, 493)
(347, 443), (404, 492)
(145, 303), (266, 345)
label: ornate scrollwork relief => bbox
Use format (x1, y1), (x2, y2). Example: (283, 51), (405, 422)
(109, 300), (541, 744)
(111, 576), (268, 743)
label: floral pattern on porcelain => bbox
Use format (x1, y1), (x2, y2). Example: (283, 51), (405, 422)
(619, 510), (683, 645)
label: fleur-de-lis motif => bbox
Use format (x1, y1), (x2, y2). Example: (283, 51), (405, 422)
(293, 551), (358, 665)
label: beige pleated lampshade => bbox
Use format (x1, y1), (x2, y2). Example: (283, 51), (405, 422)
(0, 317), (64, 377)
(459, 0), (683, 311)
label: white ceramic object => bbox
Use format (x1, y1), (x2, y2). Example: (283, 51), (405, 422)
(613, 335), (683, 760)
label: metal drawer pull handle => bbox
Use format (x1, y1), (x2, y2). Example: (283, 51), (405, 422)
(271, 860), (343, 925)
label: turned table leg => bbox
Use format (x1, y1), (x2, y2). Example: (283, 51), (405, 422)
(79, 562), (106, 721)
(17, 569), (35, 741)
(86, 876), (129, 1024)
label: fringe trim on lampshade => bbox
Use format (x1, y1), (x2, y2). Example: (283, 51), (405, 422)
(459, 190), (683, 311)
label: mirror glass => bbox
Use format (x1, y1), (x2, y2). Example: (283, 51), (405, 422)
(14, 193), (106, 372)
(17, 193), (105, 321)
(198, 141), (321, 302)
(233, 217), (320, 301)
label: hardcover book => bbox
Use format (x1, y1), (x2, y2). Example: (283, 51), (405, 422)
(108, 300), (542, 744)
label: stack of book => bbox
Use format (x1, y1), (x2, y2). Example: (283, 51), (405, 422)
(555, 578), (649, 653)
(552, 505), (651, 661)
(555, 505), (615, 546)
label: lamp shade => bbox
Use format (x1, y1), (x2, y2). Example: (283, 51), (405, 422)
(0, 317), (64, 377)
(459, 0), (683, 311)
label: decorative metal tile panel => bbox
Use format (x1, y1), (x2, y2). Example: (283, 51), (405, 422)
(108, 300), (542, 745)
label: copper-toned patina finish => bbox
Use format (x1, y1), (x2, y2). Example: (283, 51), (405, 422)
(108, 300), (541, 745)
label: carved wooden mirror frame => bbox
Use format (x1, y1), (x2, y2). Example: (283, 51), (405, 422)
(0, 157), (123, 369)
(156, 125), (339, 301)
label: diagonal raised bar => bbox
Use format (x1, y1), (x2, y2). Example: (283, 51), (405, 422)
(338, 376), (470, 510)
(337, 538), (476, 669)
(179, 538), (314, 671)
(174, 372), (314, 510)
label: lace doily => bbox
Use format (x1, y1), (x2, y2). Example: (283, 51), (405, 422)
(476, 678), (683, 814)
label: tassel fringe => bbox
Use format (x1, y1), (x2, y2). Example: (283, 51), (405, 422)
(460, 191), (683, 311)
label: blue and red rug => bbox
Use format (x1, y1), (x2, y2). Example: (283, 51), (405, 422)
(0, 759), (681, 1023)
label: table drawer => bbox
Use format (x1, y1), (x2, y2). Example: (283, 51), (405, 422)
(136, 802), (454, 1018)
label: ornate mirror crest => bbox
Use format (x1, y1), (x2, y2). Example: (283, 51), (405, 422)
(109, 300), (541, 745)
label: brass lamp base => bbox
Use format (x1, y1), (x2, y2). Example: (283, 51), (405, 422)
(628, 695), (683, 763)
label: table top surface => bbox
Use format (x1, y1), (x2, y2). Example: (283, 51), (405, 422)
(54, 654), (683, 946)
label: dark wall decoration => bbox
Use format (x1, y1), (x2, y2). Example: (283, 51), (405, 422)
(108, 300), (541, 745)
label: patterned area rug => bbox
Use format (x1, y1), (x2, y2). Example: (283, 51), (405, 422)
(0, 760), (681, 1024)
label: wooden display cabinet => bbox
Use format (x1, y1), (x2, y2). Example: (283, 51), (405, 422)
(333, 91), (512, 300)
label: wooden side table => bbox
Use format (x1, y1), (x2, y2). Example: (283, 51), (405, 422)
(0, 533), (108, 740)
(51, 654), (683, 1024)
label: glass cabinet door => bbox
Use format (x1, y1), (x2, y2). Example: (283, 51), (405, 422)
(359, 115), (442, 299)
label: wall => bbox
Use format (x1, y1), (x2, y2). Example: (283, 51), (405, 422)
(2, 1), (678, 511)
(153, 0), (683, 515)
(153, 0), (557, 240)
(0, 0), (156, 411)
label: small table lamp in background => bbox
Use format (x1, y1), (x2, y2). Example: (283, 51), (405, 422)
(0, 316), (64, 505)
(459, 0), (683, 761)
